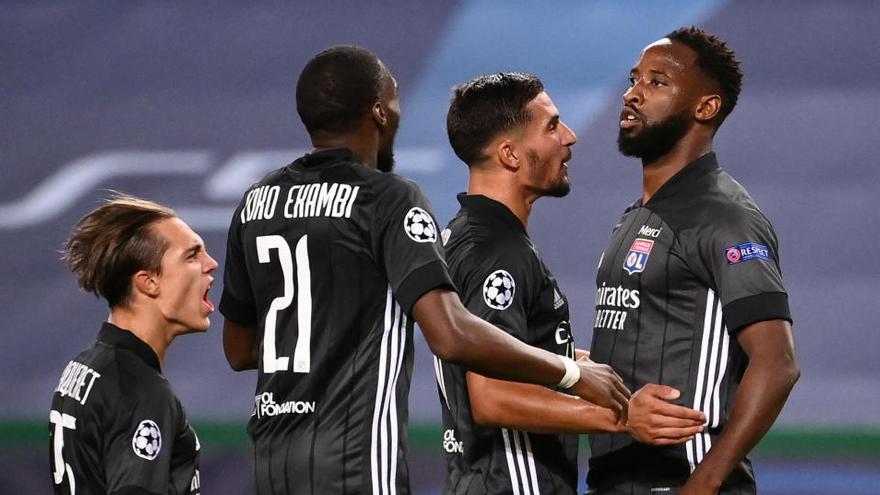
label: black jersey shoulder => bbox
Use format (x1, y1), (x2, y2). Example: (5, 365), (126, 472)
(85, 323), (176, 409)
(445, 194), (530, 255)
(445, 195), (535, 269)
(644, 152), (775, 238)
(248, 148), (430, 216)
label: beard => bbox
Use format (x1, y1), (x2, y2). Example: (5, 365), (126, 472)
(527, 149), (570, 198)
(618, 111), (689, 163)
(377, 148), (395, 172)
(377, 123), (398, 172)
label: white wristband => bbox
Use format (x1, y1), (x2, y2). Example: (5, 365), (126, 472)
(557, 355), (580, 390)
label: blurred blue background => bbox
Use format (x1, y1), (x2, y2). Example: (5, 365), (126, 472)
(2, 1), (878, 493)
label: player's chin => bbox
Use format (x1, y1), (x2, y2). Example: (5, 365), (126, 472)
(183, 314), (212, 333)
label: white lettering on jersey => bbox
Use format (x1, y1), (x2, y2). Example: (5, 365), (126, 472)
(594, 309), (628, 331)
(638, 225), (663, 238)
(555, 321), (576, 359)
(49, 410), (77, 488)
(132, 420), (162, 460)
(190, 469), (201, 492)
(54, 360), (101, 405)
(595, 283), (641, 308)
(240, 185), (281, 223)
(443, 429), (464, 454)
(253, 392), (316, 418)
(282, 183), (360, 220)
(594, 283), (640, 331)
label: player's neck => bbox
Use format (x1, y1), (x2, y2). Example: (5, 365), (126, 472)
(108, 306), (172, 364)
(467, 172), (531, 228)
(641, 137), (713, 203)
(310, 131), (379, 170)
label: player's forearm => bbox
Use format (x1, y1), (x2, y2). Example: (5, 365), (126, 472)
(687, 353), (799, 489)
(468, 373), (622, 434)
(445, 309), (565, 385)
(415, 289), (565, 387)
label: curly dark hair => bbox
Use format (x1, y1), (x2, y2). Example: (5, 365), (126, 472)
(447, 72), (544, 166)
(667, 27), (743, 125)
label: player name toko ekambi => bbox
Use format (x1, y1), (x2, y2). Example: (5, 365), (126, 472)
(240, 183), (361, 224)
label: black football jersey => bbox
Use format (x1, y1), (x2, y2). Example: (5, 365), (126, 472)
(220, 148), (453, 494)
(437, 194), (578, 495)
(587, 153), (792, 493)
(49, 322), (201, 495)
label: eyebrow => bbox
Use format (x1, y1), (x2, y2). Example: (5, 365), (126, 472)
(629, 68), (672, 78)
(546, 114), (560, 127)
(183, 244), (203, 258)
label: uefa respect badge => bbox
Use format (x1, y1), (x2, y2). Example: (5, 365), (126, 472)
(725, 242), (771, 265)
(623, 239), (654, 275)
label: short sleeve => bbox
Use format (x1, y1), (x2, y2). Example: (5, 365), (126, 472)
(697, 208), (791, 332)
(104, 396), (178, 495)
(371, 178), (454, 316)
(219, 198), (257, 325)
(451, 243), (533, 342)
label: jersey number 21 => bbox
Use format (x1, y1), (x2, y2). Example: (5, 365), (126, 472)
(256, 235), (312, 374)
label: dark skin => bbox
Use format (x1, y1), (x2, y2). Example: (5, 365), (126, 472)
(224, 62), (631, 417)
(621, 39), (800, 494)
(463, 92), (704, 442)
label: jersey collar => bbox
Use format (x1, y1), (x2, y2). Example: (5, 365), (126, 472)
(97, 322), (161, 372)
(457, 193), (527, 235)
(645, 152), (719, 206)
(293, 148), (357, 168)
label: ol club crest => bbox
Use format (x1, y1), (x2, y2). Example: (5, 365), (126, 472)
(623, 239), (654, 275)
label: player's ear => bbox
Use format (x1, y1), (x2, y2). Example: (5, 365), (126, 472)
(371, 100), (387, 127)
(496, 139), (521, 171)
(695, 93), (721, 124)
(132, 270), (160, 299)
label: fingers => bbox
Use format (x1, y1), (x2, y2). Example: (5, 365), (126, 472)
(614, 375), (632, 399)
(609, 386), (629, 421)
(641, 424), (705, 445)
(645, 435), (697, 446)
(635, 413), (705, 429)
(639, 383), (680, 400)
(592, 362), (631, 398)
(650, 401), (706, 422)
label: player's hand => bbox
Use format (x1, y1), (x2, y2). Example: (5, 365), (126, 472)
(569, 359), (630, 420)
(626, 384), (706, 445)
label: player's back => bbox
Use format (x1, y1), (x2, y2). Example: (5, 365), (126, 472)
(222, 148), (451, 494)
